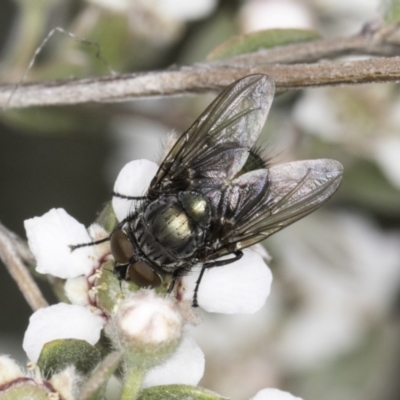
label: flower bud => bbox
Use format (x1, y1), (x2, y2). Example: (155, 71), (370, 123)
(0, 356), (24, 386)
(106, 290), (183, 370)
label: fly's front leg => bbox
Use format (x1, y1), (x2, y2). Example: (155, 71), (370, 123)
(192, 251), (243, 307)
(69, 236), (110, 251)
(69, 214), (133, 252)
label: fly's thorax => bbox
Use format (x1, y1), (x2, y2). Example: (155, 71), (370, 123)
(133, 194), (210, 268)
(177, 191), (211, 229)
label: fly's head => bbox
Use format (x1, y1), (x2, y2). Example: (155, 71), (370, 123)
(110, 228), (163, 289)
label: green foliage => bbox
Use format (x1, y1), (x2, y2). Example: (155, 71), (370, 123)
(137, 385), (227, 400)
(207, 29), (320, 60)
(37, 339), (101, 378)
(384, 0), (400, 23)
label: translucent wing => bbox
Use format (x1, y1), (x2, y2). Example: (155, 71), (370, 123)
(144, 73), (342, 262)
(148, 74), (275, 197)
(204, 159), (343, 259)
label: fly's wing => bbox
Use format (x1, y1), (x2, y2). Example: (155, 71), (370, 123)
(149, 74), (275, 196)
(206, 159), (343, 259)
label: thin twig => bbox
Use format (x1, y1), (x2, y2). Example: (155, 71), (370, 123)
(3, 23), (400, 109)
(0, 222), (48, 311)
(212, 32), (400, 65)
(1, 56), (400, 109)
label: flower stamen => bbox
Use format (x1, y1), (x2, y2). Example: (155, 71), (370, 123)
(27, 362), (42, 384)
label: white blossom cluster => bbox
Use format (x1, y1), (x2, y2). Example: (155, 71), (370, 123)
(11, 158), (298, 399)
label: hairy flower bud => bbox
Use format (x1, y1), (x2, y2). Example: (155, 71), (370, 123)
(106, 290), (184, 370)
(0, 356), (24, 386)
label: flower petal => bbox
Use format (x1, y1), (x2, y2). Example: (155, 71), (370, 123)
(182, 249), (272, 314)
(23, 303), (104, 362)
(0, 355), (24, 384)
(159, 0), (216, 21)
(24, 208), (96, 279)
(142, 337), (204, 388)
(112, 160), (159, 221)
(252, 388), (303, 400)
(64, 276), (90, 306)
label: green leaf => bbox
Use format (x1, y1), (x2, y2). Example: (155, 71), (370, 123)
(384, 0), (400, 23)
(79, 352), (122, 400)
(207, 28), (320, 60)
(137, 385), (227, 400)
(37, 339), (101, 378)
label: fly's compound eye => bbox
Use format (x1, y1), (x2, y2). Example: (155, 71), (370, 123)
(128, 262), (162, 288)
(110, 229), (133, 264)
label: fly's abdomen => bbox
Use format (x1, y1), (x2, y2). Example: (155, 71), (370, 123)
(135, 194), (210, 268)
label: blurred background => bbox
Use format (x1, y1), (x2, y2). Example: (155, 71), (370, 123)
(1, 0), (400, 399)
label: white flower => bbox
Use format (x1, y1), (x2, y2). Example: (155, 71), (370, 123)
(23, 303), (105, 363)
(22, 158), (273, 387)
(240, 0), (314, 33)
(180, 249), (272, 314)
(24, 208), (102, 279)
(87, 0), (216, 21)
(25, 207), (110, 306)
(142, 337), (204, 388)
(22, 295), (204, 388)
(252, 388), (303, 400)
(156, 0), (216, 21)
(268, 211), (400, 371)
(112, 159), (159, 222)
(23, 210), (109, 365)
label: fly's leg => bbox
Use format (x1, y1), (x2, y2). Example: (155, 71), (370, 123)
(112, 192), (147, 200)
(192, 251), (243, 307)
(167, 279), (176, 294)
(69, 236), (110, 251)
(69, 215), (133, 252)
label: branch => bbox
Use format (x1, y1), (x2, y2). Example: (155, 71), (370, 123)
(214, 29), (400, 65)
(1, 57), (400, 109)
(0, 222), (48, 311)
(2, 26), (400, 109)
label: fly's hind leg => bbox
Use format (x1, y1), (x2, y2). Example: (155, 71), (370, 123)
(112, 192), (147, 200)
(192, 251), (243, 308)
